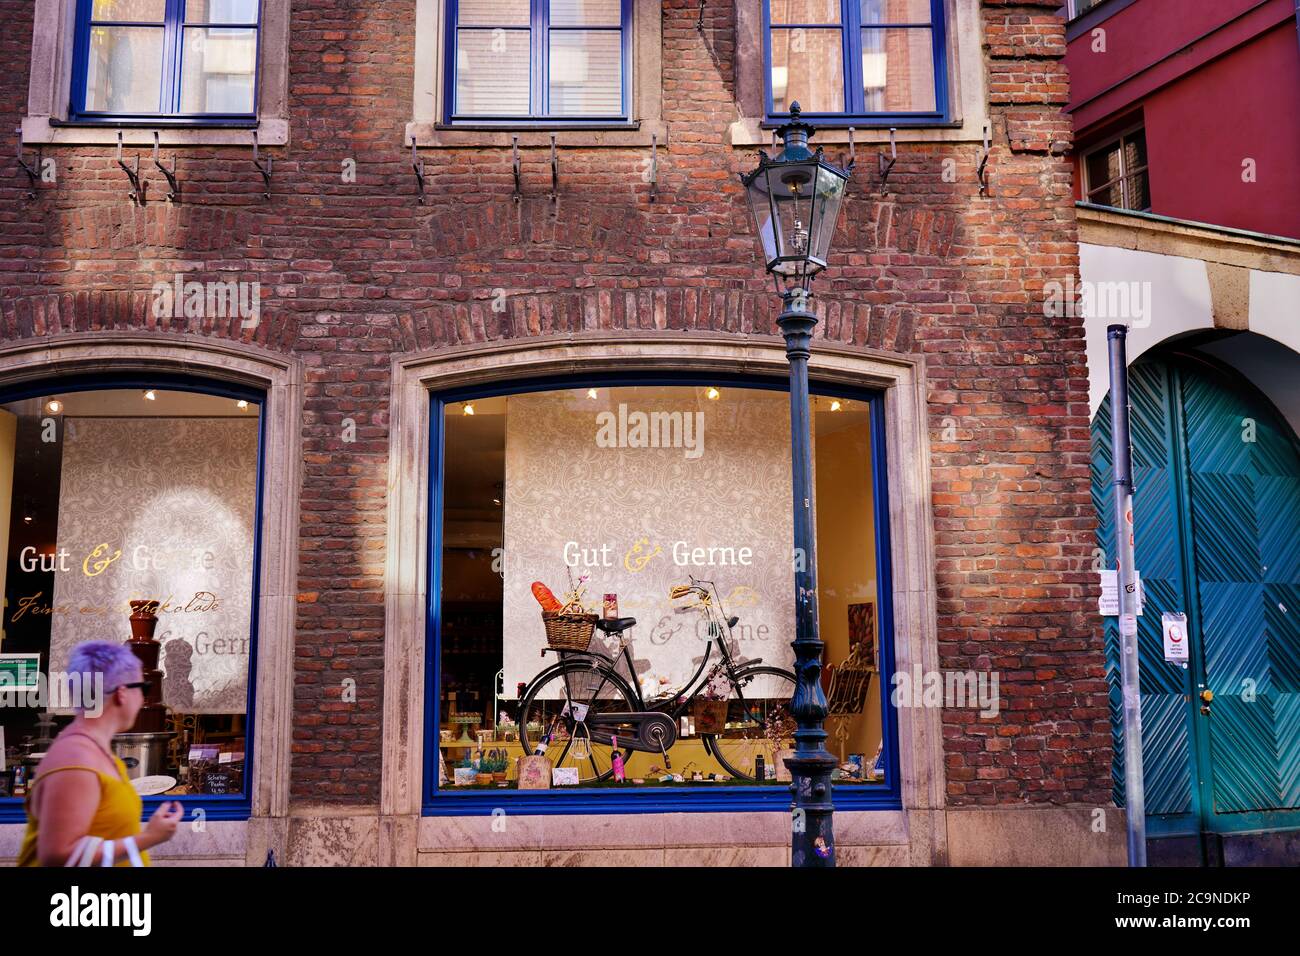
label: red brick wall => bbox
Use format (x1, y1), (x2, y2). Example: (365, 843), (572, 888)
(0, 1), (1107, 808)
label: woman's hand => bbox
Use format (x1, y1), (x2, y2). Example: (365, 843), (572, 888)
(142, 801), (185, 847)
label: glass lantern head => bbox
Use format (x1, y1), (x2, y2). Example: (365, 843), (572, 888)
(740, 103), (850, 294)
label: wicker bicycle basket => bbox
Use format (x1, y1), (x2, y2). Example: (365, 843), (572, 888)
(542, 604), (598, 651)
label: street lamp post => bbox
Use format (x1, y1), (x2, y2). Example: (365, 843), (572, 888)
(740, 103), (851, 868)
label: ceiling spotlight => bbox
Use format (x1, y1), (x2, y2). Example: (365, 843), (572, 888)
(705, 387), (720, 401)
(45, 400), (62, 414)
(462, 403), (475, 416)
(143, 390), (157, 401)
(236, 399), (249, 410)
(23, 515), (33, 524)
(830, 399), (843, 412)
(587, 388), (598, 400)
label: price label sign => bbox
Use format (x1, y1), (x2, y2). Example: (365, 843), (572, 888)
(1162, 612), (1189, 664)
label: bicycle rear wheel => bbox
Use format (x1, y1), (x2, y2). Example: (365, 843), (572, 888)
(517, 658), (639, 785)
(704, 666), (796, 781)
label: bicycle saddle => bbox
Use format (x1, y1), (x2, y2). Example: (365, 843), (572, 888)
(595, 617), (636, 634)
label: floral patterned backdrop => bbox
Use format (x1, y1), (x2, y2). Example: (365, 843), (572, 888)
(50, 417), (258, 714)
(501, 387), (795, 697)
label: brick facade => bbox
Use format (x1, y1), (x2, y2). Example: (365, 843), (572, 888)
(0, 2), (1106, 811)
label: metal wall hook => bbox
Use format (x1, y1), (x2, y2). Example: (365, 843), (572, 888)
(152, 131), (179, 203)
(16, 127), (41, 200)
(549, 133), (559, 203)
(878, 127), (897, 195)
(251, 131), (272, 200)
(116, 130), (146, 205)
(512, 136), (522, 202)
(411, 137), (426, 205)
(845, 126), (856, 174)
(649, 134), (658, 202)
(977, 122), (991, 197)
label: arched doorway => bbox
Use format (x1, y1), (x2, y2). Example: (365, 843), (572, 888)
(1093, 348), (1300, 861)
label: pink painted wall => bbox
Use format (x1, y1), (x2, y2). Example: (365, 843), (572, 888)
(1066, 0), (1263, 107)
(1141, 23), (1300, 238)
(1066, 0), (1300, 239)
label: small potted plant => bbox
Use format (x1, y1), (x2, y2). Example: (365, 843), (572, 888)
(690, 664), (730, 735)
(472, 750), (493, 787)
(763, 706), (797, 782)
(483, 750), (509, 785)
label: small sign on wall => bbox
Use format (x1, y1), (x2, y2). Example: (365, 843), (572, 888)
(1162, 612), (1189, 667)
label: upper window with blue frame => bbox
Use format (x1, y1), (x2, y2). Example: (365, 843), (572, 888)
(72, 0), (261, 121)
(446, 0), (632, 125)
(765, 0), (948, 123)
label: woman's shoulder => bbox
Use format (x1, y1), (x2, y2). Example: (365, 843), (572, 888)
(39, 732), (113, 777)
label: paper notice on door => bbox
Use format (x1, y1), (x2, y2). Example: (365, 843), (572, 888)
(1099, 570), (1144, 617)
(1162, 612), (1189, 664)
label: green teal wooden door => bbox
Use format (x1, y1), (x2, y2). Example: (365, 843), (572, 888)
(1093, 351), (1300, 836)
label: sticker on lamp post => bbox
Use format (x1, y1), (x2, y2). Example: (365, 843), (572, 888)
(1162, 612), (1189, 667)
(1099, 569), (1144, 617)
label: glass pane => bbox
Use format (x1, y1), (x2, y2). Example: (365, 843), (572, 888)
(457, 29), (531, 115)
(770, 0), (841, 24)
(860, 0), (931, 24)
(186, 0), (261, 24)
(180, 28), (257, 113)
(771, 27), (845, 113)
(434, 384), (886, 790)
(1123, 133), (1148, 172)
(812, 396), (884, 785)
(551, 0), (623, 27)
(1088, 181), (1123, 208)
(861, 27), (935, 111)
(1125, 172), (1150, 211)
(1086, 144), (1120, 191)
(438, 386), (799, 788)
(0, 388), (261, 798)
(85, 27), (163, 113)
(549, 30), (622, 116)
(808, 166), (847, 263)
(459, 0), (530, 26)
(746, 179), (778, 267)
(91, 0), (166, 21)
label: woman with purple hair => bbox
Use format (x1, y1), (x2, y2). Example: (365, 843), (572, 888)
(17, 641), (184, 866)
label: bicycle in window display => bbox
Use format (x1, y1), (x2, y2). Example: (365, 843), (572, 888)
(516, 576), (796, 784)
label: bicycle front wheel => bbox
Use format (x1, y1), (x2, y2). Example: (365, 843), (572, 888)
(518, 658), (639, 785)
(704, 666), (796, 781)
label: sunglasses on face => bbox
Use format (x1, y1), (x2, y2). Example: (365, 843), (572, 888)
(118, 681), (152, 693)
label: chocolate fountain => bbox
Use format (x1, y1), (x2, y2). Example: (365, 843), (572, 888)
(112, 600), (173, 779)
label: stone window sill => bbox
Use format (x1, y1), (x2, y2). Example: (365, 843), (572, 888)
(20, 116), (289, 148)
(406, 121), (667, 149)
(728, 117), (983, 147)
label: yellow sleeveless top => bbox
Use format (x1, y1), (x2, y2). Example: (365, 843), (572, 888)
(17, 757), (151, 867)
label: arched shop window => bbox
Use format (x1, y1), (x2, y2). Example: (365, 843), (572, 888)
(0, 376), (264, 821)
(426, 375), (900, 811)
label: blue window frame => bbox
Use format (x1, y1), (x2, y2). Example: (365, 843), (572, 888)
(443, 0), (633, 126)
(70, 0), (262, 123)
(763, 0), (949, 125)
(423, 372), (901, 815)
(0, 372), (266, 825)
